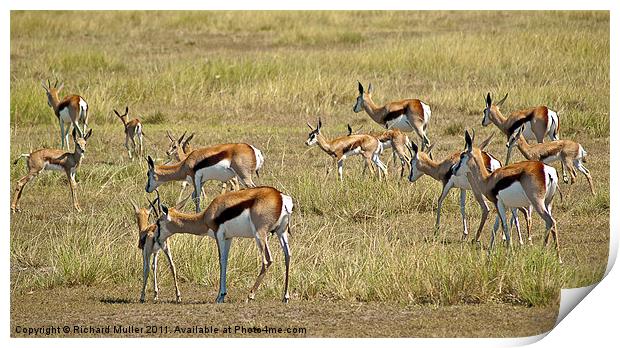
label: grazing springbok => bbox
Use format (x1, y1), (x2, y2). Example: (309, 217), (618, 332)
(151, 186), (293, 303)
(131, 199), (181, 304)
(347, 124), (411, 178)
(145, 142), (264, 213)
(11, 128), (93, 213)
(353, 82), (432, 150)
(164, 131), (241, 202)
(452, 131), (563, 263)
(482, 92), (560, 143)
(305, 118), (387, 181)
(41, 79), (89, 149)
(506, 126), (594, 194)
(114, 107), (143, 160)
(407, 134), (526, 242)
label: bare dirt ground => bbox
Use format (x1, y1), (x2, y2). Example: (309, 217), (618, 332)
(10, 285), (557, 338)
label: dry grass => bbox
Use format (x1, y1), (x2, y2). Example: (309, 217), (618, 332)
(9, 11), (609, 335)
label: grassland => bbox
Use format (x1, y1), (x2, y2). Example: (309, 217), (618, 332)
(9, 11), (609, 337)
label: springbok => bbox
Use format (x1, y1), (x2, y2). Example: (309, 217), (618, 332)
(114, 107), (143, 160)
(151, 186), (293, 303)
(506, 126), (594, 194)
(145, 142), (264, 213)
(11, 128), (93, 213)
(305, 118), (387, 181)
(407, 134), (526, 242)
(164, 131), (241, 202)
(131, 199), (181, 303)
(347, 124), (411, 178)
(353, 82), (431, 150)
(482, 92), (560, 143)
(452, 131), (563, 263)
(41, 79), (89, 149)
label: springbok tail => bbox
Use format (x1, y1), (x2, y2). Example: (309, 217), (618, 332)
(13, 154), (29, 165)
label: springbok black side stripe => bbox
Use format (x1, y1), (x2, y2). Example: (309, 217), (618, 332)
(507, 113), (535, 135)
(214, 198), (256, 225)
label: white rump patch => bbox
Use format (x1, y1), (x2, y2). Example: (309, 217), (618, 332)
(420, 101), (431, 124)
(79, 98), (88, 113)
(543, 164), (559, 198)
(249, 145), (264, 171)
(489, 157), (502, 171)
(195, 159), (236, 184)
(344, 146), (362, 158)
(547, 109), (559, 136)
(386, 115), (415, 132)
(222, 209), (257, 239)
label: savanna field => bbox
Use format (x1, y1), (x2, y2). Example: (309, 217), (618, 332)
(9, 11), (609, 337)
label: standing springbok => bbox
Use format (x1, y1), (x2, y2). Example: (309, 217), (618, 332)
(353, 82), (432, 150)
(506, 126), (594, 194)
(305, 118), (387, 181)
(41, 79), (89, 149)
(151, 186), (293, 303)
(164, 131), (242, 202)
(482, 92), (560, 143)
(452, 131), (563, 263)
(11, 128), (93, 213)
(131, 199), (181, 304)
(114, 107), (143, 160)
(407, 135), (526, 242)
(145, 142), (264, 213)
(347, 124), (411, 178)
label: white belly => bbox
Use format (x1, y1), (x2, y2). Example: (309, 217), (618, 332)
(542, 154), (560, 164)
(451, 174), (471, 190)
(221, 209), (257, 239)
(497, 182), (531, 208)
(343, 147), (362, 158)
(59, 107), (72, 124)
(195, 160), (235, 183)
(385, 115), (414, 132)
(45, 162), (64, 171)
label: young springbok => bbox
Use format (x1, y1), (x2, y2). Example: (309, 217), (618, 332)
(347, 124), (411, 178)
(41, 79), (89, 149)
(305, 118), (387, 181)
(452, 131), (563, 263)
(131, 199), (181, 304)
(506, 126), (594, 194)
(407, 134), (525, 242)
(482, 92), (560, 143)
(114, 107), (143, 160)
(353, 82), (432, 150)
(145, 142), (264, 213)
(11, 128), (93, 213)
(151, 186), (293, 303)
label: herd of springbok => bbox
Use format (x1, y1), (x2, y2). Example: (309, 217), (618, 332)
(11, 79), (595, 303)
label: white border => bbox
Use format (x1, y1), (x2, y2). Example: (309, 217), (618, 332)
(2, 1), (616, 347)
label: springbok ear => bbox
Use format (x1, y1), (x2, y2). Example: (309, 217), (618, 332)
(368, 83), (374, 94)
(486, 92), (492, 106)
(185, 133), (195, 144)
(84, 129), (93, 140)
(178, 131), (187, 144)
(358, 81), (364, 95)
(124, 106), (129, 115)
(411, 142), (419, 156)
(464, 131), (473, 152)
(72, 128), (77, 140)
(41, 80), (49, 91)
(161, 205), (169, 216)
(306, 121), (314, 130)
(497, 93), (508, 107)
(147, 155), (155, 168)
